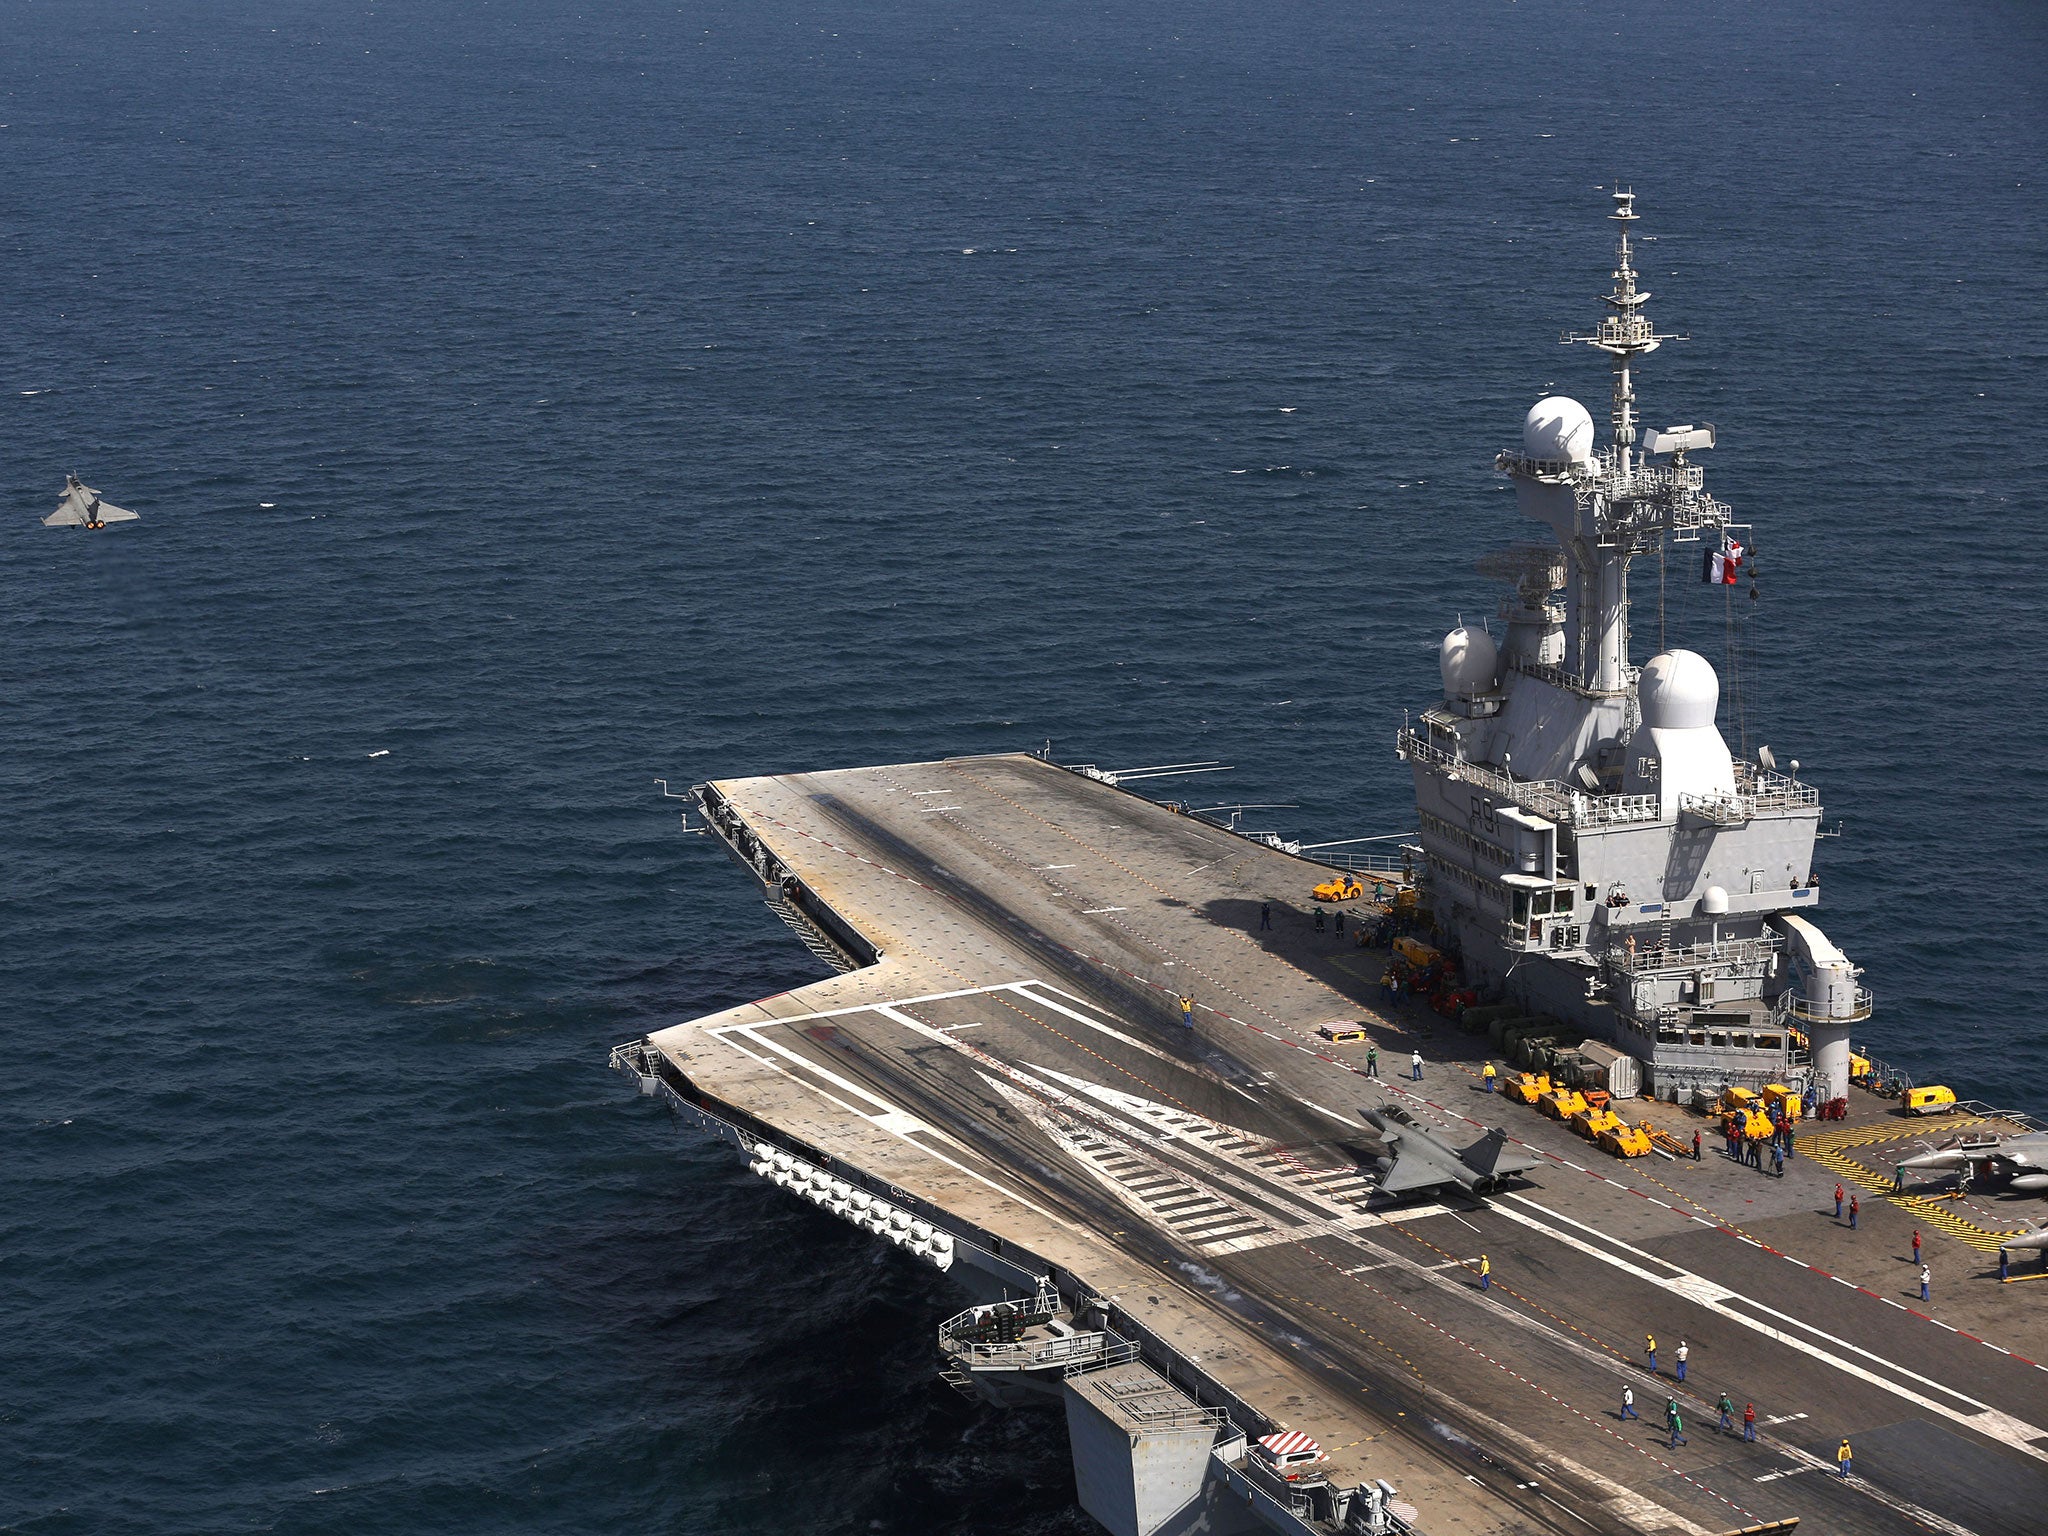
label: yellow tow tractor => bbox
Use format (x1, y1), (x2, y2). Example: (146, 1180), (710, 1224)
(1601, 1121), (1655, 1158)
(1572, 1106), (1623, 1141)
(1539, 1087), (1589, 1122)
(1636, 1121), (1691, 1158)
(1508, 1071), (1552, 1105)
(1312, 874), (1367, 903)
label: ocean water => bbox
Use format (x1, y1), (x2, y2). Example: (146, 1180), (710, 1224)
(5, 1), (2044, 1530)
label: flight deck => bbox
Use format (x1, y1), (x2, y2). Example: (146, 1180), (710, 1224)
(613, 752), (2048, 1536)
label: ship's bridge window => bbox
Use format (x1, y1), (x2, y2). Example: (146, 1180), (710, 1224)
(1530, 891), (1553, 916)
(1756, 1035), (1782, 1051)
(1511, 892), (1530, 924)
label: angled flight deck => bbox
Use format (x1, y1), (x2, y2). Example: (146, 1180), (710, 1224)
(615, 752), (2048, 1536)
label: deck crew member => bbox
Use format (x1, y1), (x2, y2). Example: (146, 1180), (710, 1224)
(1484, 1061), (1497, 1093)
(1912, 1228), (1922, 1264)
(1259, 902), (1272, 930)
(1666, 1401), (1686, 1448)
(1410, 1048), (1423, 1082)
(1718, 1394), (1735, 1432)
(1365, 1045), (1379, 1079)
(1920, 1262), (1931, 1302)
(1179, 995), (1196, 1029)
(1478, 1254), (1491, 1290)
(1835, 1182), (1845, 1218)
(1621, 1383), (1638, 1419)
(1838, 1439), (1854, 1478)
(1675, 1340), (1688, 1382)
(1850, 1194), (1860, 1230)
(1743, 1402), (1757, 1441)
(1645, 1333), (1657, 1373)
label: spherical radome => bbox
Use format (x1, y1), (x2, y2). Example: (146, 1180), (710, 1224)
(1523, 396), (1596, 463)
(1640, 649), (1720, 731)
(1440, 625), (1499, 699)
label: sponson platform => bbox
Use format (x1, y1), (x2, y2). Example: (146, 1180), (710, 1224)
(611, 753), (2048, 1536)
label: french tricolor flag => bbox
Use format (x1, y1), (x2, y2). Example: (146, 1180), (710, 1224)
(1703, 537), (1744, 585)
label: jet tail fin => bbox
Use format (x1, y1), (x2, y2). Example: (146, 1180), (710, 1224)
(1460, 1127), (1539, 1182)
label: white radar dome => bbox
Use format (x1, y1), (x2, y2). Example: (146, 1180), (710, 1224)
(1439, 625), (1500, 699)
(1523, 396), (1596, 464)
(1639, 650), (1720, 731)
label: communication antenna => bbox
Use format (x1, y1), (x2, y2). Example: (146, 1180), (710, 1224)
(1564, 189), (1683, 475)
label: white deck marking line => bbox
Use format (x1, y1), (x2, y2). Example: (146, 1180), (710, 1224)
(918, 805), (962, 813)
(1510, 1195), (2001, 1414)
(700, 1028), (1060, 1221)
(1009, 982), (1184, 1065)
(936, 1022), (985, 1033)
(1326, 1215), (1987, 1536)
(1491, 1196), (2048, 1462)
(700, 980), (1032, 1031)
(1081, 905), (1127, 914)
(1300, 1098), (1360, 1129)
(909, 789), (949, 796)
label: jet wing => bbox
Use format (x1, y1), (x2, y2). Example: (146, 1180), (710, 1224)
(1459, 1127), (1542, 1182)
(43, 486), (91, 525)
(42, 482), (137, 526)
(1377, 1140), (1467, 1196)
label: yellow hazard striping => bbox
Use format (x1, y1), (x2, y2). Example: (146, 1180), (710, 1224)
(1800, 1136), (2031, 1252)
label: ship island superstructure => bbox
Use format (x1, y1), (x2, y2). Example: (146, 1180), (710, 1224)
(610, 198), (2048, 1536)
(1401, 191), (1866, 1107)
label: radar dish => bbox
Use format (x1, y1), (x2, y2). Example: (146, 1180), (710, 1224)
(1477, 544), (1565, 604)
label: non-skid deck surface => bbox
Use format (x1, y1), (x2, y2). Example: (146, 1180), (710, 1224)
(649, 754), (2048, 1536)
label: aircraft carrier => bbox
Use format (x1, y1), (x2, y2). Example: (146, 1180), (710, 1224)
(610, 197), (2048, 1536)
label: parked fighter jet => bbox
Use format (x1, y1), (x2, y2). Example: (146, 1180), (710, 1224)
(1896, 1130), (2048, 1193)
(43, 475), (138, 529)
(2002, 1220), (2048, 1258)
(1361, 1103), (1540, 1197)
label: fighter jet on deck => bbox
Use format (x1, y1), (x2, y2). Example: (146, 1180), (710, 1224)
(1361, 1103), (1541, 1198)
(43, 475), (138, 529)
(1897, 1130), (2048, 1193)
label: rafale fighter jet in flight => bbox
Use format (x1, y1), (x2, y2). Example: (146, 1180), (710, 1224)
(1361, 1103), (1541, 1198)
(43, 475), (138, 529)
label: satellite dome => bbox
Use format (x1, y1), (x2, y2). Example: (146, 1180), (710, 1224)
(1523, 397), (1596, 464)
(1639, 650), (1720, 731)
(1439, 625), (1499, 699)
(1701, 885), (1730, 916)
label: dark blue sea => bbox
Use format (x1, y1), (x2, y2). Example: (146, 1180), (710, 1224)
(6, 1), (2044, 1530)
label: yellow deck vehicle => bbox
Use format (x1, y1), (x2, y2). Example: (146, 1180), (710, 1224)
(1718, 1086), (1760, 1117)
(1761, 1083), (1802, 1120)
(1311, 875), (1366, 902)
(1508, 1072), (1551, 1105)
(1573, 1107), (1625, 1141)
(1392, 936), (1442, 968)
(1637, 1122), (1691, 1157)
(1600, 1122), (1654, 1158)
(1539, 1087), (1589, 1121)
(1315, 1022), (1372, 1045)
(1906, 1085), (1959, 1115)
